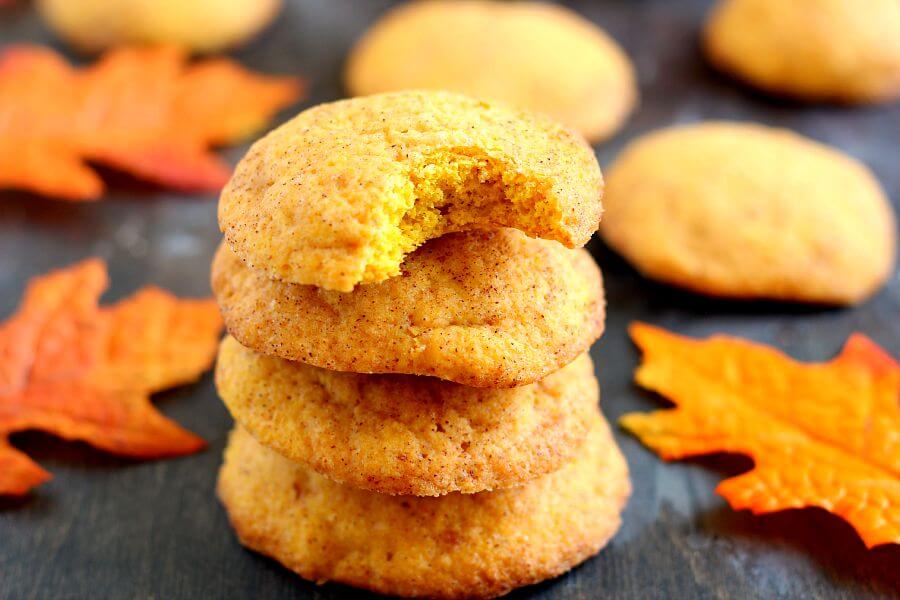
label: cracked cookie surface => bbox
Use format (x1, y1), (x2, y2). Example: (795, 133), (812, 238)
(345, 0), (636, 142)
(211, 228), (605, 388)
(217, 412), (629, 599)
(218, 90), (603, 291)
(217, 335), (597, 496)
(600, 122), (897, 305)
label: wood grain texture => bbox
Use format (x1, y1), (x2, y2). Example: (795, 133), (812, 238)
(0, 1), (898, 598)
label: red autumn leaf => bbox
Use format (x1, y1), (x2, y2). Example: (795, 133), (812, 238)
(0, 45), (303, 201)
(0, 259), (223, 495)
(620, 323), (900, 548)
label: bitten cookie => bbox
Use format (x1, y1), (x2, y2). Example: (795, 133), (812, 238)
(599, 122), (897, 304)
(217, 412), (629, 599)
(218, 90), (603, 291)
(36, 0), (281, 53)
(345, 0), (637, 142)
(212, 229), (605, 388)
(704, 0), (900, 103)
(217, 335), (598, 496)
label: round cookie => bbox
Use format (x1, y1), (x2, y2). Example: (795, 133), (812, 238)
(345, 0), (637, 142)
(36, 0), (281, 54)
(217, 335), (598, 496)
(599, 122), (897, 305)
(704, 0), (900, 103)
(212, 228), (605, 388)
(218, 90), (603, 291)
(217, 413), (630, 599)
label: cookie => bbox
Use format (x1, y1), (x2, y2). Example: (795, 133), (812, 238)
(704, 0), (900, 103)
(217, 335), (597, 496)
(36, 0), (281, 53)
(212, 229), (605, 388)
(599, 122), (897, 304)
(345, 0), (636, 142)
(217, 412), (629, 599)
(218, 90), (603, 291)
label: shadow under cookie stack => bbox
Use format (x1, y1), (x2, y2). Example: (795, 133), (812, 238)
(211, 91), (630, 599)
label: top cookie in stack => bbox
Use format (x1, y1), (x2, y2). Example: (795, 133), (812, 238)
(212, 90), (629, 599)
(218, 90), (602, 293)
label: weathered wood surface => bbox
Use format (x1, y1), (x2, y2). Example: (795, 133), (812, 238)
(1, 1), (898, 598)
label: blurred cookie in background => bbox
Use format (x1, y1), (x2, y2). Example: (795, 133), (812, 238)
(599, 122), (897, 305)
(345, 0), (637, 143)
(704, 0), (900, 104)
(36, 0), (282, 53)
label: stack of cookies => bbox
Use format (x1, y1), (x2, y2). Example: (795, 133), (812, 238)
(212, 91), (630, 599)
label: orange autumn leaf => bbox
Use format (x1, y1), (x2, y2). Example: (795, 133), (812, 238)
(620, 323), (900, 549)
(0, 45), (303, 201)
(0, 260), (223, 495)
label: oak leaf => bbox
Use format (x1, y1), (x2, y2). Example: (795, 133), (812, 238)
(621, 323), (900, 548)
(0, 45), (303, 200)
(0, 259), (222, 495)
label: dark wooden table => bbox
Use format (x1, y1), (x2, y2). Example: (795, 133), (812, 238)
(1, 1), (898, 598)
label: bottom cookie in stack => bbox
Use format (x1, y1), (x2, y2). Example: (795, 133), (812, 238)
(217, 408), (629, 599)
